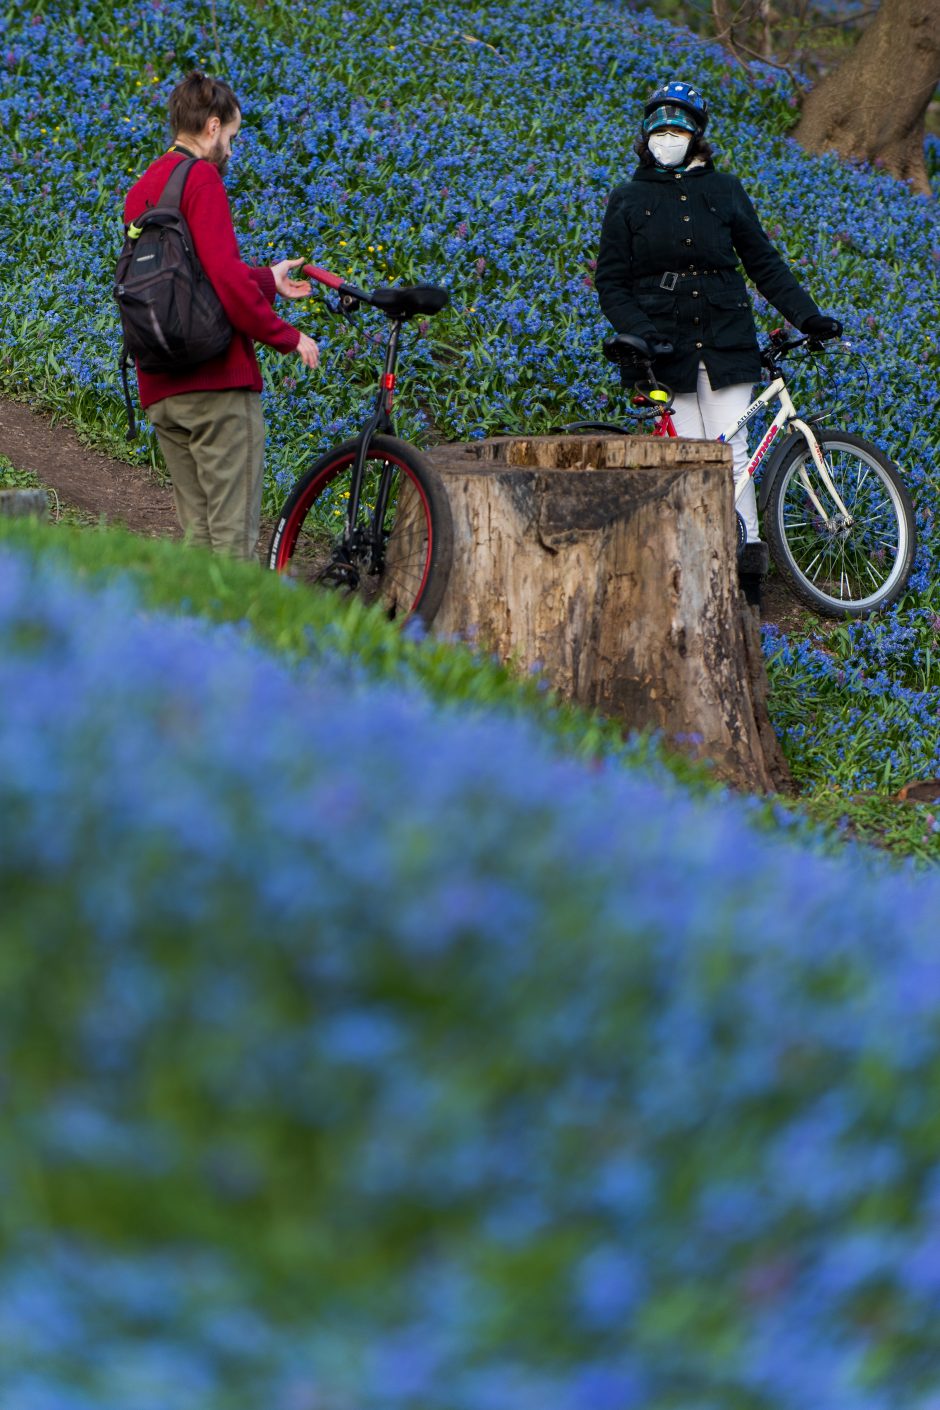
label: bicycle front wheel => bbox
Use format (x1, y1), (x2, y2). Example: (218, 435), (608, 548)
(268, 435), (453, 622)
(765, 430), (916, 618)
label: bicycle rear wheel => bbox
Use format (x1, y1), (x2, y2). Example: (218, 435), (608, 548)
(268, 435), (453, 622)
(764, 430), (916, 618)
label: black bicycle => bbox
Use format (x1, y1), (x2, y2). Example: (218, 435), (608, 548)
(268, 264), (453, 621)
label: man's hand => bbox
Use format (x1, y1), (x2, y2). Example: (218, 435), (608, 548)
(272, 257), (312, 299)
(295, 332), (320, 369)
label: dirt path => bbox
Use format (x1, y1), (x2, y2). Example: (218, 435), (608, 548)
(0, 396), (179, 537)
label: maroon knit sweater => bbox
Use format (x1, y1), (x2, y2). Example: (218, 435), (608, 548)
(124, 150), (301, 410)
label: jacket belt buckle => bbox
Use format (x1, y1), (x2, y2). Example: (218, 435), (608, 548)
(659, 271), (679, 292)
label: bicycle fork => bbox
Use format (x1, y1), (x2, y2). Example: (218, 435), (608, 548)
(784, 419), (855, 528)
(717, 378), (855, 530)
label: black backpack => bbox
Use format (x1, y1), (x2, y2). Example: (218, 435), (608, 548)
(115, 157), (232, 436)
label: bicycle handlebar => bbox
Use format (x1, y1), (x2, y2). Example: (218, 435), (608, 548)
(763, 327), (844, 364)
(302, 263), (372, 306)
(302, 263), (344, 290)
(301, 265), (451, 322)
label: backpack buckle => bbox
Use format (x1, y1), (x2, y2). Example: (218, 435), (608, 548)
(659, 271), (679, 291)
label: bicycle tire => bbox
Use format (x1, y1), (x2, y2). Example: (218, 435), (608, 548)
(764, 429), (916, 618)
(735, 512), (747, 555)
(268, 435), (453, 622)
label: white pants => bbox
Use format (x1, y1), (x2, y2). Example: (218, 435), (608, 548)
(670, 363), (760, 542)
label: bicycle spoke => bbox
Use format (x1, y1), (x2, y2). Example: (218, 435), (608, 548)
(801, 547), (826, 582)
(769, 434), (914, 614)
(270, 443), (442, 619)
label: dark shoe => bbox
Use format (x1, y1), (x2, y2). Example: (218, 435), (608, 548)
(737, 540), (769, 609)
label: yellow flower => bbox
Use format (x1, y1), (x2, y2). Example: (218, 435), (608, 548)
(377, 244), (383, 251)
(40, 127), (47, 134)
(339, 240), (346, 247)
(367, 245), (374, 252)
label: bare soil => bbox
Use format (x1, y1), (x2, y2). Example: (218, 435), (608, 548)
(0, 396), (178, 538)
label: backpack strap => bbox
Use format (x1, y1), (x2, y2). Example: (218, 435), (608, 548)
(120, 347), (138, 441)
(157, 155), (200, 208)
(124, 156), (198, 237)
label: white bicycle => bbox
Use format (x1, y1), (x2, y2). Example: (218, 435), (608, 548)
(571, 328), (917, 618)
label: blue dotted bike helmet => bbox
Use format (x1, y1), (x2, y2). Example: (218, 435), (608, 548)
(642, 81), (709, 136)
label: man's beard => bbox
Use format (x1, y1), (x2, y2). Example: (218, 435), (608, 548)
(208, 137), (229, 179)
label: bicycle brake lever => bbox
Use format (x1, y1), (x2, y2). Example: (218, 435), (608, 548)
(326, 296), (361, 325)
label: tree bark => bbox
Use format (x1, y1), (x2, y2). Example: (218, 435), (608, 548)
(794, 0), (940, 195)
(425, 435), (792, 795)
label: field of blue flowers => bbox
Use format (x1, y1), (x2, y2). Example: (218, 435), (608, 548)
(3, 541), (940, 1409)
(1, 0), (939, 798)
(4, 3), (940, 1401)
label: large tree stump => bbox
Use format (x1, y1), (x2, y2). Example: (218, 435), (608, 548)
(424, 435), (790, 794)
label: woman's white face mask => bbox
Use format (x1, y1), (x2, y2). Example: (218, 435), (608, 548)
(648, 131), (692, 167)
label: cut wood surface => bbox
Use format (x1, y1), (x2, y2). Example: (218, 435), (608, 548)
(425, 434), (791, 794)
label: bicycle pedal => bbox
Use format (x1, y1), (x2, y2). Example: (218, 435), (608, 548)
(316, 561), (360, 590)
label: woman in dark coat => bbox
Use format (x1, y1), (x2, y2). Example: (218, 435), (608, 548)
(595, 80), (841, 545)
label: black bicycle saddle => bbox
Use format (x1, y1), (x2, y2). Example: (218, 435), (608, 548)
(603, 332), (653, 363)
(369, 284), (450, 317)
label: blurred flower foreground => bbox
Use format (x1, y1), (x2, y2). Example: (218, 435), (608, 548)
(4, 546), (940, 1410)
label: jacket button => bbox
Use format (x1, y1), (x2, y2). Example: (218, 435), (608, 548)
(684, 238), (693, 246)
(695, 341), (703, 349)
(691, 290), (699, 297)
(680, 194), (688, 202)
(645, 210), (651, 216)
(693, 316), (700, 324)
(683, 215), (690, 222)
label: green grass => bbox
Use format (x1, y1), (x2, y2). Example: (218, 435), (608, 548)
(0, 454), (43, 492)
(799, 789), (940, 863)
(0, 512), (670, 766)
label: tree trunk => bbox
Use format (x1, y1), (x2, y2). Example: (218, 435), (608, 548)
(424, 435), (792, 795)
(794, 0), (940, 195)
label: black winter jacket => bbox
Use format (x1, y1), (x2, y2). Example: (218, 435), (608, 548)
(595, 162), (820, 393)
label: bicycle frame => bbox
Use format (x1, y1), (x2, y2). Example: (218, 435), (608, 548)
(653, 373), (854, 526)
(346, 316), (404, 573)
(294, 262), (411, 577)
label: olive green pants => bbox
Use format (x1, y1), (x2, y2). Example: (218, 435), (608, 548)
(148, 389), (265, 560)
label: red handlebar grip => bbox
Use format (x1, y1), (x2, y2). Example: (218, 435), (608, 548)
(302, 264), (344, 290)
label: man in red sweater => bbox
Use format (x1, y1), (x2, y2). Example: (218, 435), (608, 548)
(124, 71), (320, 559)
